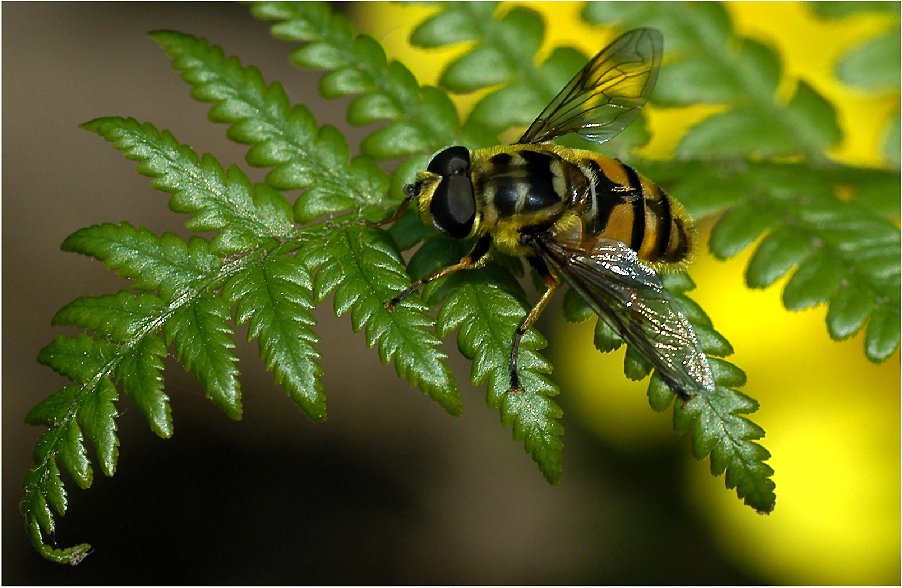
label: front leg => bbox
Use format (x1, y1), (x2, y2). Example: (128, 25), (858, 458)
(386, 235), (493, 310)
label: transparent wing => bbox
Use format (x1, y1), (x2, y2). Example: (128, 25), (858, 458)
(534, 235), (714, 398)
(518, 27), (662, 145)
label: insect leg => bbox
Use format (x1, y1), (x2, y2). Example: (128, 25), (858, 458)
(509, 256), (559, 393)
(369, 183), (418, 228)
(386, 235), (492, 310)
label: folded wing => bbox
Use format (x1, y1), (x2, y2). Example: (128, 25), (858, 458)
(534, 235), (714, 398)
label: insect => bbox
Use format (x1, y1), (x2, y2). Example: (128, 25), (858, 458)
(383, 27), (715, 400)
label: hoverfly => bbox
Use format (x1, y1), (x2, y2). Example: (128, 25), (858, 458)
(384, 28), (715, 399)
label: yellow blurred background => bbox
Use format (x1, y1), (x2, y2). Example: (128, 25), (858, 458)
(354, 2), (900, 584)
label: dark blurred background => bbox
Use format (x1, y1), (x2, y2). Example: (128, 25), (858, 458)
(4, 3), (896, 585)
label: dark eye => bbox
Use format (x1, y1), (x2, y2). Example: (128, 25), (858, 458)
(430, 175), (475, 239)
(427, 146), (470, 176)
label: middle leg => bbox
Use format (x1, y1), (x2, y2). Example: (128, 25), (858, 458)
(387, 235), (492, 310)
(509, 255), (559, 393)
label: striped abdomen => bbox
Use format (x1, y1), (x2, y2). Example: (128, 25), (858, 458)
(576, 155), (693, 265)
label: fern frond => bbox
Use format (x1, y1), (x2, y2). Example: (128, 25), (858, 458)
(147, 28), (461, 413)
(249, 0), (497, 208)
(62, 222), (219, 298)
(655, 274), (775, 512)
(250, 2), (470, 165)
(585, 3), (900, 362)
(116, 334), (171, 437)
(37, 335), (114, 384)
(149, 30), (391, 221)
(252, 1), (568, 463)
(673, 369), (776, 513)
(48, 293), (172, 437)
(645, 160), (901, 361)
(22, 1), (818, 563)
(165, 297), (242, 419)
(304, 225), (462, 414)
(81, 117), (294, 253)
(584, 2), (842, 160)
(223, 253), (326, 420)
(436, 265), (563, 482)
(23, 372), (121, 563)
(52, 291), (166, 341)
(413, 4), (559, 123)
(809, 1), (900, 163)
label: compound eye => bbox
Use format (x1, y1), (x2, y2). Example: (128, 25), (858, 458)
(427, 146), (470, 176)
(430, 175), (475, 239)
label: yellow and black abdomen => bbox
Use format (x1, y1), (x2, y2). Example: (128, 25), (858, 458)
(577, 154), (694, 265)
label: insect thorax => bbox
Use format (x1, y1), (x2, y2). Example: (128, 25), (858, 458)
(469, 144), (583, 255)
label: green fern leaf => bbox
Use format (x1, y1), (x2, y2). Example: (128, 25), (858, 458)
(52, 291), (166, 341)
(77, 377), (120, 477)
(585, 1), (841, 160)
(22, 452), (62, 531)
(437, 266), (562, 482)
(781, 250), (844, 310)
(251, 2), (466, 165)
(811, 2), (901, 164)
(223, 253), (326, 421)
(37, 335), (113, 384)
(417, 3), (545, 94)
(673, 375), (776, 513)
(117, 334), (172, 438)
(56, 420), (93, 490)
(25, 386), (78, 428)
(402, 239), (563, 479)
(306, 225), (462, 414)
(786, 80), (843, 151)
(826, 282), (874, 340)
(412, 4), (575, 137)
(26, 399), (93, 488)
(31, 364), (121, 480)
(82, 117), (293, 252)
(411, 2), (497, 46)
(442, 46), (517, 93)
(561, 287), (594, 323)
(22, 453), (91, 565)
(646, 347), (776, 512)
(149, 30), (390, 220)
(745, 227), (812, 289)
(678, 110), (797, 159)
(62, 222), (219, 299)
(48, 291), (174, 437)
(865, 303), (901, 362)
(593, 319), (625, 353)
(656, 160), (901, 361)
(624, 346), (653, 382)
(165, 297), (242, 419)
(837, 30), (900, 90)
(615, 0), (900, 364)
(629, 273), (776, 512)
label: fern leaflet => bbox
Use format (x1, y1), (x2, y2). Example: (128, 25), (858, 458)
(584, 2), (900, 361)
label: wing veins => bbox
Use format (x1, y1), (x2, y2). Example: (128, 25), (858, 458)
(518, 28), (662, 145)
(532, 235), (715, 397)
